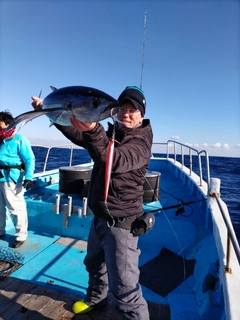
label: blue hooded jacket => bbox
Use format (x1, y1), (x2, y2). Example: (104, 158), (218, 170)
(0, 133), (35, 183)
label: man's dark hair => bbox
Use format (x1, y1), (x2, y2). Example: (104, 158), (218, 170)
(0, 110), (13, 125)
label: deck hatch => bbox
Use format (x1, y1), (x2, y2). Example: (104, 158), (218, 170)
(139, 247), (196, 297)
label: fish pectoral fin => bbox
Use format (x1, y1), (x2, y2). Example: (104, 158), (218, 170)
(6, 106), (70, 132)
(6, 110), (46, 132)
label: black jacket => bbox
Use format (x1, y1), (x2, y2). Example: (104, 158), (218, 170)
(55, 120), (153, 219)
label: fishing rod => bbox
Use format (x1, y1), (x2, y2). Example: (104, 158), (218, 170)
(145, 198), (207, 214)
(140, 11), (147, 90)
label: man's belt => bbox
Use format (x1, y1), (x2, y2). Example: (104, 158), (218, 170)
(0, 164), (25, 184)
(109, 213), (143, 230)
(0, 165), (22, 170)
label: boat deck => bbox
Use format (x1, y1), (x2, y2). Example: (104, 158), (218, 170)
(0, 230), (172, 320)
(0, 277), (170, 320)
(0, 159), (220, 319)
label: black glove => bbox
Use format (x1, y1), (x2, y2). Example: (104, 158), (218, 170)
(23, 180), (32, 190)
(131, 212), (155, 237)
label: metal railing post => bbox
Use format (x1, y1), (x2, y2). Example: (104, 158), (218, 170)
(181, 145), (184, 168)
(226, 232), (232, 273)
(189, 149), (192, 176)
(214, 195), (240, 267)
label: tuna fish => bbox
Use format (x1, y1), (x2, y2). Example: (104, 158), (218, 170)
(7, 86), (118, 131)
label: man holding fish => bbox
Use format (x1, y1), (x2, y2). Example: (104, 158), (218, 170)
(32, 86), (153, 320)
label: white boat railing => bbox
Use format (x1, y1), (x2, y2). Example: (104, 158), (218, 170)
(31, 143), (75, 172)
(34, 140), (210, 187)
(152, 140), (210, 190)
(152, 141), (240, 267)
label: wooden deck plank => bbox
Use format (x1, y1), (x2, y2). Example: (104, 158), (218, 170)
(0, 278), (77, 320)
(0, 279), (35, 316)
(0, 277), (170, 320)
(35, 290), (77, 319)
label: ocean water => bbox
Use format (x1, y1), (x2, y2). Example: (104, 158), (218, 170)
(32, 146), (240, 245)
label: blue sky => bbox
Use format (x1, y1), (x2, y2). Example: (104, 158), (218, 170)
(0, 0), (239, 157)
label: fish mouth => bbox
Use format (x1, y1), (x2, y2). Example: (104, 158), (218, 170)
(108, 101), (119, 110)
(111, 111), (124, 124)
(110, 107), (118, 116)
(100, 102), (119, 119)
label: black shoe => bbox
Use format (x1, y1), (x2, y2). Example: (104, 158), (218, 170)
(13, 240), (25, 248)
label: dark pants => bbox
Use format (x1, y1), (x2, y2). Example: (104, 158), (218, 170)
(84, 217), (149, 320)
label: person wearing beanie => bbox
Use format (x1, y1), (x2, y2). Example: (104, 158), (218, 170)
(117, 85), (146, 117)
(31, 86), (153, 319)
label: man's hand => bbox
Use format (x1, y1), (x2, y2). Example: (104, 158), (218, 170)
(23, 180), (32, 190)
(31, 96), (43, 110)
(70, 116), (97, 132)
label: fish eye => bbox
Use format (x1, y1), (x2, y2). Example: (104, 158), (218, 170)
(92, 98), (99, 108)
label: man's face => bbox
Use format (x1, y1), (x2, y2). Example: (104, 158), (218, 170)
(116, 102), (143, 129)
(0, 121), (8, 130)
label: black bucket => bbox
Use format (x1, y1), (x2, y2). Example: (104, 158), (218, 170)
(59, 166), (92, 194)
(143, 171), (160, 202)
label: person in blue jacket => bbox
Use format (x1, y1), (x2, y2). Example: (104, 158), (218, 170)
(0, 110), (35, 248)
